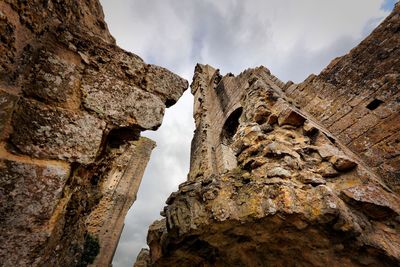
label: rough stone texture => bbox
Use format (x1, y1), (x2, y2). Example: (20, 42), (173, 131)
(0, 147), (70, 267)
(81, 76), (165, 130)
(0, 90), (17, 141)
(11, 98), (106, 164)
(0, 0), (187, 266)
(145, 64), (189, 106)
(141, 5), (400, 266)
(134, 248), (151, 267)
(86, 137), (156, 266)
(283, 3), (400, 193)
(21, 49), (82, 106)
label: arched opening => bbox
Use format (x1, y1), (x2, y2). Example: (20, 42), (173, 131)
(218, 107), (243, 173)
(220, 107), (243, 146)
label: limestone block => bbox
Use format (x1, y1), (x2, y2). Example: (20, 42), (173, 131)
(278, 108), (306, 127)
(134, 248), (150, 267)
(0, 90), (18, 140)
(0, 156), (70, 266)
(341, 184), (400, 219)
(82, 71), (165, 130)
(87, 137), (155, 267)
(266, 166), (291, 178)
(0, 9), (15, 79)
(329, 155), (357, 171)
(145, 64), (189, 106)
(147, 219), (167, 264)
(22, 49), (81, 106)
(298, 172), (326, 185)
(315, 143), (341, 159)
(317, 162), (339, 178)
(11, 98), (106, 164)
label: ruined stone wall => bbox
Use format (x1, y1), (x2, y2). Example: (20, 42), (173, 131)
(0, 1), (187, 266)
(140, 5), (400, 267)
(284, 3), (400, 193)
(189, 64), (285, 180)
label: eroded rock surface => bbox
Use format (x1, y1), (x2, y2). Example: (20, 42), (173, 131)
(141, 4), (400, 267)
(0, 1), (187, 266)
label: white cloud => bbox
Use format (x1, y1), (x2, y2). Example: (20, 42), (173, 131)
(98, 1), (391, 266)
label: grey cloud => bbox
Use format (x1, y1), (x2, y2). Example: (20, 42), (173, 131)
(274, 35), (361, 82)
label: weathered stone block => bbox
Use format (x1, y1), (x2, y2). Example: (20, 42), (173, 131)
(341, 184), (400, 219)
(0, 9), (16, 81)
(317, 161), (339, 178)
(22, 49), (82, 106)
(278, 108), (306, 127)
(315, 143), (341, 159)
(330, 155), (357, 171)
(0, 90), (18, 140)
(11, 98), (106, 164)
(145, 64), (188, 106)
(266, 166), (291, 178)
(82, 71), (165, 130)
(298, 172), (326, 185)
(341, 113), (380, 141)
(86, 137), (155, 266)
(0, 157), (70, 266)
(134, 248), (150, 267)
(0, 157), (70, 225)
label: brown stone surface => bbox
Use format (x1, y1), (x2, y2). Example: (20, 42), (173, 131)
(341, 184), (400, 219)
(140, 6), (400, 265)
(81, 74), (165, 130)
(0, 90), (18, 141)
(21, 49), (82, 107)
(87, 137), (156, 267)
(143, 63), (400, 266)
(2, 0), (399, 266)
(0, 0), (187, 266)
(0, 146), (70, 266)
(134, 248), (151, 267)
(145, 64), (189, 106)
(11, 98), (106, 164)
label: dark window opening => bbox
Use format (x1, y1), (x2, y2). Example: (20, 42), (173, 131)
(220, 107), (243, 145)
(366, 99), (384, 111)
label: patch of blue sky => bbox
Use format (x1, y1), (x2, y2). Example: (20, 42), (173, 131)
(381, 0), (397, 11)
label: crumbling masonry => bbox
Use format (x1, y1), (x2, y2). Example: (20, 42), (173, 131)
(139, 4), (400, 267)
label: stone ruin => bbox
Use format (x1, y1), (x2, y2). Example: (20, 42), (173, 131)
(139, 3), (400, 267)
(0, 1), (399, 267)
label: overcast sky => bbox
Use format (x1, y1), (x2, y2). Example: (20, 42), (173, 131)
(99, 1), (396, 266)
